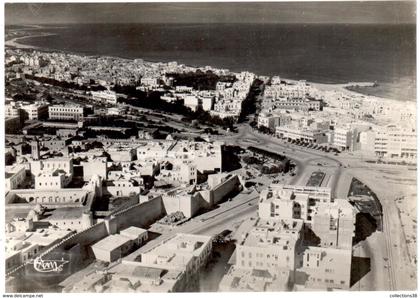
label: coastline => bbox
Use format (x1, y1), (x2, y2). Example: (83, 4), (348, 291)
(5, 33), (57, 49)
(6, 29), (414, 107)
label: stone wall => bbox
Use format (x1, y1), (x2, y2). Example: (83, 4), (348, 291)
(211, 175), (241, 205)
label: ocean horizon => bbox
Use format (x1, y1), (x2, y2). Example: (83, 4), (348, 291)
(8, 23), (416, 101)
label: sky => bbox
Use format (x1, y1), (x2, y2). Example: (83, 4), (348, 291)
(5, 1), (416, 25)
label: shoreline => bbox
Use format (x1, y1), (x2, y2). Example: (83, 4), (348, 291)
(5, 33), (57, 49)
(6, 29), (414, 107)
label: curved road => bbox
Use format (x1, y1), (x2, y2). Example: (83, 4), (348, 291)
(223, 124), (344, 197)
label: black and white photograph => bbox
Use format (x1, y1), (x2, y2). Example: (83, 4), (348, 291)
(2, 1), (417, 294)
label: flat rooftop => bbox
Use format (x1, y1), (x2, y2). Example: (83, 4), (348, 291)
(241, 219), (303, 248)
(92, 234), (131, 251)
(105, 262), (180, 292)
(138, 233), (212, 269)
(120, 226), (147, 240)
(42, 207), (86, 221)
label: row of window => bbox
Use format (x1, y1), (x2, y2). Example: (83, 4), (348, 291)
(27, 195), (77, 203)
(54, 221), (81, 226)
(309, 277), (346, 285)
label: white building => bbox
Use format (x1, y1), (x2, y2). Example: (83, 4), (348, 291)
(6, 228), (74, 272)
(107, 145), (137, 162)
(219, 218), (304, 292)
(105, 178), (142, 198)
(175, 86), (193, 93)
(258, 112), (292, 130)
(5, 165), (27, 191)
(30, 158), (74, 177)
(359, 124), (417, 160)
(81, 156), (108, 181)
(140, 77), (159, 87)
(136, 140), (222, 174)
(5, 102), (22, 118)
(184, 95), (200, 111)
(119, 227), (148, 246)
(236, 219), (304, 272)
(35, 172), (69, 190)
(276, 126), (328, 143)
(103, 233), (212, 292)
(91, 234), (134, 262)
(200, 95), (214, 111)
(221, 183), (355, 292)
(91, 90), (118, 105)
(296, 246), (352, 290)
(157, 160), (197, 185)
(258, 184), (333, 224)
(332, 126), (358, 150)
(49, 105), (85, 121)
(311, 199), (356, 249)
(22, 102), (49, 120)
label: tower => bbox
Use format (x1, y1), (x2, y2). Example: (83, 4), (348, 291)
(81, 211), (93, 230)
(31, 140), (40, 160)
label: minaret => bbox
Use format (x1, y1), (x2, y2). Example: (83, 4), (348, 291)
(31, 139), (40, 160)
(81, 211), (93, 229)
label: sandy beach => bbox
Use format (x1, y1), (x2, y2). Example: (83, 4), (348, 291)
(5, 33), (57, 49)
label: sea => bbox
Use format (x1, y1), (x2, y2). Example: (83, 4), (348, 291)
(10, 23), (417, 101)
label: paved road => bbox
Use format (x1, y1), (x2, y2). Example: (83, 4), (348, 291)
(124, 192), (259, 261)
(222, 124), (344, 196)
(218, 123), (415, 290)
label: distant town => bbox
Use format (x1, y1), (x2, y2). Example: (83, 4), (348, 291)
(4, 27), (417, 293)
